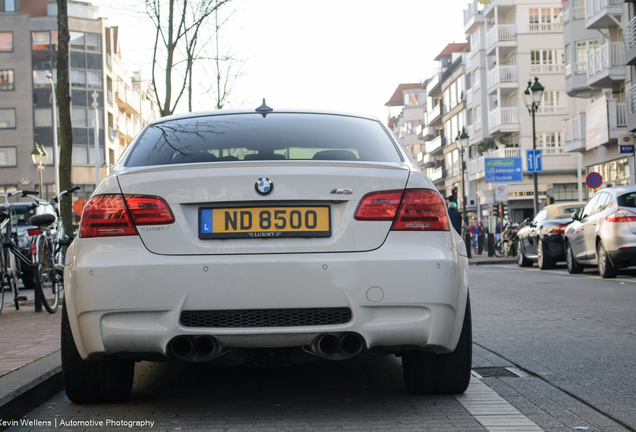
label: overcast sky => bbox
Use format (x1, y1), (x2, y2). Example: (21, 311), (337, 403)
(93, 0), (468, 122)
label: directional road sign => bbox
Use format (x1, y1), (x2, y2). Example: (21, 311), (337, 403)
(526, 149), (543, 173)
(586, 172), (603, 189)
(485, 157), (523, 183)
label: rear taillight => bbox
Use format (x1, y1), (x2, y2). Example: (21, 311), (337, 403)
(392, 189), (450, 231)
(552, 223), (570, 234)
(124, 195), (175, 225)
(606, 209), (636, 223)
(354, 190), (403, 221)
(79, 194), (175, 238)
(27, 228), (40, 236)
(354, 189), (449, 231)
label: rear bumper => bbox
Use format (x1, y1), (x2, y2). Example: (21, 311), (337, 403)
(542, 234), (566, 260)
(609, 247), (636, 267)
(64, 231), (468, 361)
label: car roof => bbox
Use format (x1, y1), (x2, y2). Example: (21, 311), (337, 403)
(543, 202), (585, 219)
(596, 184), (636, 195)
(148, 108), (380, 127)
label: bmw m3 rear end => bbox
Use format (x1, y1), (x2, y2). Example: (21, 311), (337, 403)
(62, 107), (471, 403)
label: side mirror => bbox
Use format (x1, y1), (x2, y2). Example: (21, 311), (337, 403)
(571, 211), (580, 221)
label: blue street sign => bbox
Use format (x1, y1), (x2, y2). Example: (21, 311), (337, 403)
(526, 149), (543, 173)
(485, 157), (523, 183)
(620, 145), (634, 154)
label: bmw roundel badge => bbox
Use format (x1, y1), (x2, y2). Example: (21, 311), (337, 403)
(255, 176), (274, 196)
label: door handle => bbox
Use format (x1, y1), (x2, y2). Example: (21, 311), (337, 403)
(592, 221), (597, 226)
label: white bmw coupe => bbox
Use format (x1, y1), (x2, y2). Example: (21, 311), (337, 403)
(62, 105), (471, 403)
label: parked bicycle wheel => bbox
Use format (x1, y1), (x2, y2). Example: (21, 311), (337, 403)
(0, 250), (4, 315)
(34, 236), (59, 313)
(493, 240), (504, 257)
(8, 251), (20, 310)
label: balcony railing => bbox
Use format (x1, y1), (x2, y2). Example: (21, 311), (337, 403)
(463, 0), (482, 25)
(504, 148), (521, 158)
(544, 147), (564, 154)
(107, 90), (114, 106)
(118, 114), (127, 136)
(530, 64), (564, 74)
(106, 54), (112, 72)
(428, 103), (444, 121)
(429, 166), (444, 181)
(486, 24), (516, 50)
(586, 0), (622, 21)
(487, 66), (518, 89)
(488, 107), (519, 129)
(528, 23), (563, 32)
(426, 135), (445, 153)
(628, 85), (636, 115)
(537, 106), (568, 115)
(573, 5), (585, 19)
(587, 42), (625, 78)
(626, 16), (636, 53)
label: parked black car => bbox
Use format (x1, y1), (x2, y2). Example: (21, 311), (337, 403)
(0, 202), (57, 289)
(517, 202), (585, 269)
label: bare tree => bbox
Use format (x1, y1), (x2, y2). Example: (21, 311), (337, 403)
(145, 0), (231, 117)
(56, 0), (73, 235)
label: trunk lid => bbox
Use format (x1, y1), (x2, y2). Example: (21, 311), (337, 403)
(116, 161), (410, 255)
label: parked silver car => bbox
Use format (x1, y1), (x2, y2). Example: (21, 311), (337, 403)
(564, 185), (636, 278)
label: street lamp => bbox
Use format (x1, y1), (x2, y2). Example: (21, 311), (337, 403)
(523, 77), (545, 215)
(457, 127), (471, 257)
(46, 72), (60, 196)
(31, 143), (47, 198)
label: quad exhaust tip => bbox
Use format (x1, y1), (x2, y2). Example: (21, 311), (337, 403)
(169, 335), (221, 362)
(312, 333), (365, 360)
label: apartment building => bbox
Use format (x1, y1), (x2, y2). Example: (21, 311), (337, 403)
(463, 0), (579, 224)
(385, 82), (427, 162)
(562, 0), (633, 189)
(0, 0), (157, 204)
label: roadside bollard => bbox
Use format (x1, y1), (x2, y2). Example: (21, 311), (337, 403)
(487, 233), (494, 257)
(464, 233), (472, 258)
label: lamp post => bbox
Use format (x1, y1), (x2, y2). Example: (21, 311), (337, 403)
(457, 127), (471, 257)
(31, 143), (47, 198)
(522, 77), (545, 215)
(46, 72), (60, 196)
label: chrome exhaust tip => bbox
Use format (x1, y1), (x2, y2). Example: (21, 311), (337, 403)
(193, 335), (216, 357)
(170, 336), (193, 358)
(340, 333), (363, 356)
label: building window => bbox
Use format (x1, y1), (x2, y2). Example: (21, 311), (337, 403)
(34, 108), (53, 127)
(0, 69), (13, 90)
(542, 91), (566, 107)
(0, 32), (12, 52)
(529, 8), (562, 31)
(0, 147), (16, 166)
(553, 184), (580, 202)
(587, 158), (630, 187)
(576, 40), (599, 72)
(474, 106), (481, 130)
(537, 132), (562, 148)
(0, 0), (16, 13)
(467, 108), (473, 125)
(0, 108), (15, 128)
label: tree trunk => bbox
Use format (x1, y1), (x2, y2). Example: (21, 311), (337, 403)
(57, 0), (74, 236)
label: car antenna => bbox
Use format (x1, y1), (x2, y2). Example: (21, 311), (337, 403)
(255, 98), (273, 117)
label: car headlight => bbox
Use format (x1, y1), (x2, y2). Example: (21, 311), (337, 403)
(18, 231), (29, 248)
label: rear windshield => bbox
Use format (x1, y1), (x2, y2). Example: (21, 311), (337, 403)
(617, 192), (636, 207)
(125, 113), (401, 167)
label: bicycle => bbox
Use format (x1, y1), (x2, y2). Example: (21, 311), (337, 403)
(28, 186), (80, 313)
(0, 190), (40, 314)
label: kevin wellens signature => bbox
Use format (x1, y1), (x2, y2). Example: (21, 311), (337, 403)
(1, 419), (155, 428)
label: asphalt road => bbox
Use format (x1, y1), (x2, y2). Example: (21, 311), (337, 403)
(470, 264), (636, 431)
(7, 264), (636, 432)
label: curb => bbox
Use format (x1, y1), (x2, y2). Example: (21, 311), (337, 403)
(0, 351), (63, 431)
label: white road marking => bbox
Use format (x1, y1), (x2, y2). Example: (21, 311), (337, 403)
(455, 376), (544, 432)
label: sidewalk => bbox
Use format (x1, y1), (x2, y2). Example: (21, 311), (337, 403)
(0, 289), (63, 422)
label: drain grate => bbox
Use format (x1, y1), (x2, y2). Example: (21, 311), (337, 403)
(472, 367), (527, 378)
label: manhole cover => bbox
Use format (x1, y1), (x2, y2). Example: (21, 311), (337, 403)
(472, 367), (527, 378)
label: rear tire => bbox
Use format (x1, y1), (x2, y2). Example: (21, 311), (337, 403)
(597, 240), (617, 279)
(61, 302), (135, 403)
(537, 239), (556, 270)
(402, 295), (472, 395)
(517, 246), (533, 267)
(35, 237), (59, 313)
(566, 242), (583, 274)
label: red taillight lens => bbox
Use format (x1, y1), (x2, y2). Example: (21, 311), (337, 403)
(79, 195), (137, 238)
(124, 195), (175, 225)
(552, 223), (570, 234)
(27, 228), (40, 236)
(354, 190), (403, 221)
(392, 189), (450, 231)
(606, 209), (636, 223)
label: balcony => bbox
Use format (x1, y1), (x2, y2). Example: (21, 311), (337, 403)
(537, 106), (568, 115)
(625, 15), (636, 66)
(587, 42), (626, 88)
(487, 65), (518, 92)
(417, 124), (435, 141)
(530, 64), (564, 74)
(428, 103), (445, 124)
(528, 22), (563, 32)
(628, 85), (636, 131)
(115, 82), (141, 114)
(429, 166), (445, 182)
(504, 148), (521, 158)
(107, 90), (114, 107)
(426, 135), (446, 155)
(486, 24), (516, 54)
(488, 107), (519, 134)
(106, 54), (112, 72)
(118, 114), (127, 138)
(585, 0), (623, 30)
(463, 0), (484, 33)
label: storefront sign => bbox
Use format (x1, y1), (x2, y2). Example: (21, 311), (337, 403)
(586, 96), (609, 151)
(619, 134), (634, 153)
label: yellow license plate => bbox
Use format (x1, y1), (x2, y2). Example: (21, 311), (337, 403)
(199, 206), (331, 239)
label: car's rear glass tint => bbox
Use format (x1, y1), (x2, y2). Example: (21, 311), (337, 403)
(617, 192), (636, 207)
(125, 113), (401, 167)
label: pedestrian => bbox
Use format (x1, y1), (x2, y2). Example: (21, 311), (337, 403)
(447, 201), (461, 235)
(469, 220), (481, 253)
(495, 220), (502, 242)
